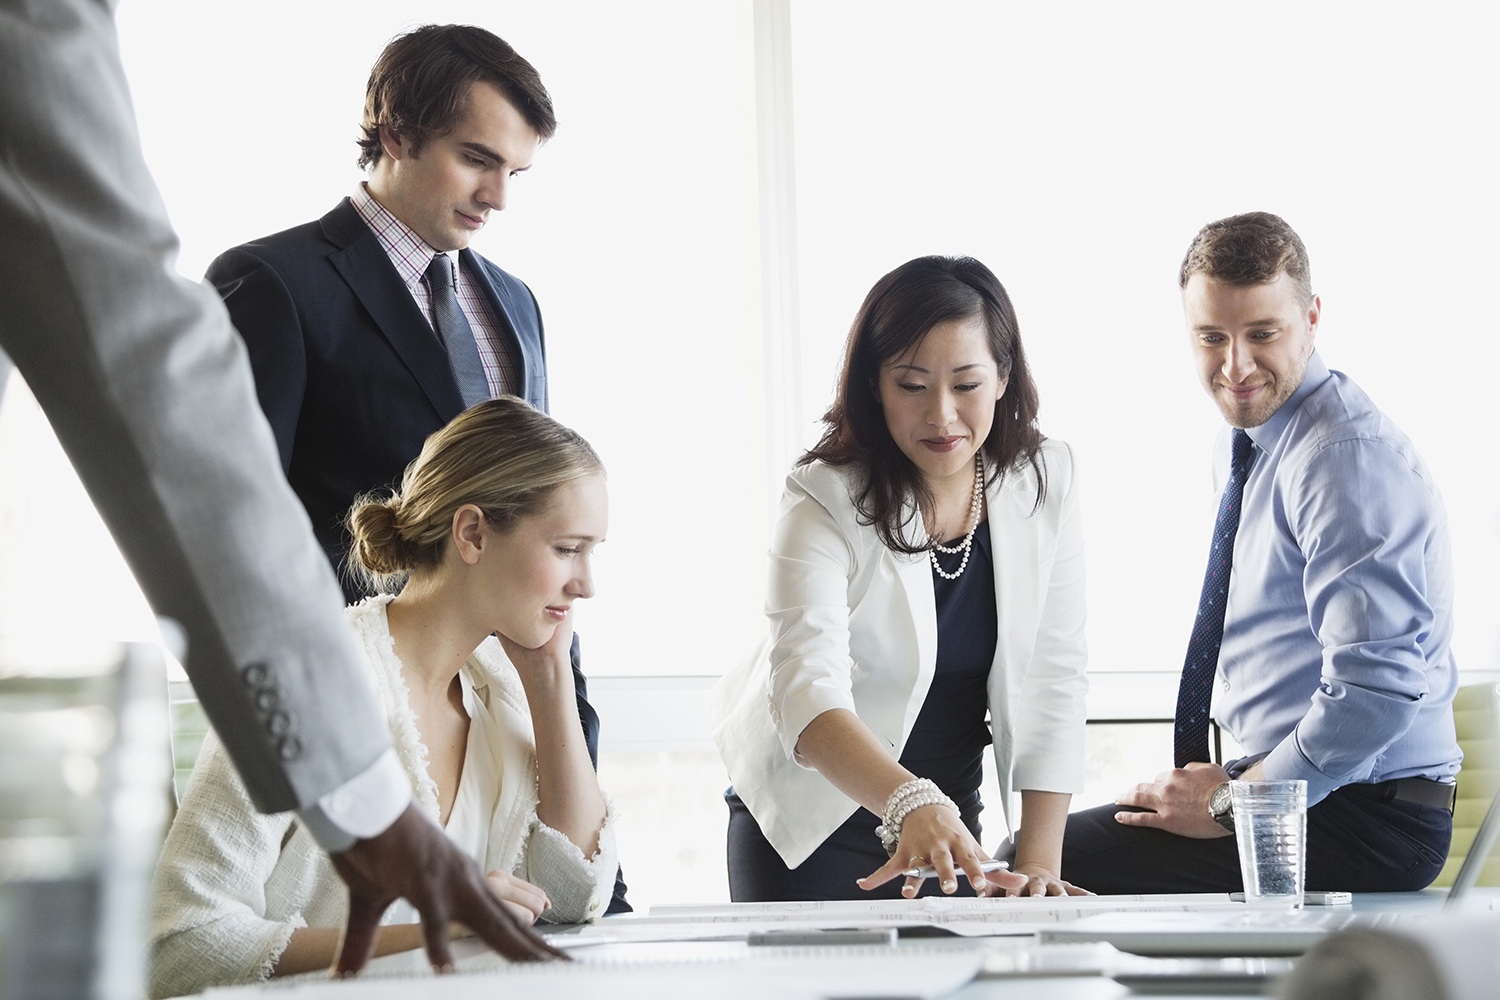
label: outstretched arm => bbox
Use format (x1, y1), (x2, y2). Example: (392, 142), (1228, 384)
(794, 709), (1027, 898)
(0, 0), (560, 974)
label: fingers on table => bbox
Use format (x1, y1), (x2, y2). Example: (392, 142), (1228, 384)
(421, 909), (457, 973)
(333, 892), (393, 977)
(953, 848), (992, 895)
(856, 854), (908, 891)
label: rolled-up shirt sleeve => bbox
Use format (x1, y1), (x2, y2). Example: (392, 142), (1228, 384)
(1260, 437), (1444, 804)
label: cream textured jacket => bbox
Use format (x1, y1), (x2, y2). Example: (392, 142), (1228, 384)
(148, 597), (617, 998)
(712, 441), (1088, 868)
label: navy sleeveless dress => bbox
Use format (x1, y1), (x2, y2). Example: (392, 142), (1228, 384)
(725, 521), (998, 900)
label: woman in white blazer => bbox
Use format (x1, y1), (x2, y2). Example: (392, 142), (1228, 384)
(148, 399), (616, 995)
(713, 256), (1089, 901)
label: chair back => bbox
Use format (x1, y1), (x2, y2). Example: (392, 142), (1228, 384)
(1431, 681), (1500, 888)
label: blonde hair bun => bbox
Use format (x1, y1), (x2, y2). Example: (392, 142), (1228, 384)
(347, 495), (415, 577)
(342, 396), (602, 594)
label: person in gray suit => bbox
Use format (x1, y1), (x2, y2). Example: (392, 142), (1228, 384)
(0, 0), (561, 975)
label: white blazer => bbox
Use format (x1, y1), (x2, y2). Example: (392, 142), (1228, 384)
(711, 439), (1088, 868)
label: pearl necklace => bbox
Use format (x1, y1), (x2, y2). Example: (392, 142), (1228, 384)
(929, 454), (985, 581)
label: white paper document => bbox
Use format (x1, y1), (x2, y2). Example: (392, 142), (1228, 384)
(204, 941), (984, 1000)
(637, 893), (1242, 937)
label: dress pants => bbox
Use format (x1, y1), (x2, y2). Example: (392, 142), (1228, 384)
(1016, 783), (1452, 894)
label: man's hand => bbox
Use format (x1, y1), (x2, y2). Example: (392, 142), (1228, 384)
(328, 805), (568, 976)
(1113, 762), (1234, 839)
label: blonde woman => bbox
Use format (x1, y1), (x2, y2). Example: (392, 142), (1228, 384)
(149, 397), (617, 995)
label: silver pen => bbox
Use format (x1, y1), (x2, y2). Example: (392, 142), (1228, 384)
(901, 858), (1010, 880)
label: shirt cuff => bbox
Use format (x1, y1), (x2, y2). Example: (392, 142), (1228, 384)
(295, 748), (412, 853)
(1260, 737), (1341, 806)
(776, 682), (856, 763)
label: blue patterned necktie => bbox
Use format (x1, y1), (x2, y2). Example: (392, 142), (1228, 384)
(1173, 429), (1256, 767)
(425, 253), (490, 409)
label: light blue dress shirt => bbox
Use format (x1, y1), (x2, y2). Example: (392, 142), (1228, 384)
(1211, 352), (1461, 805)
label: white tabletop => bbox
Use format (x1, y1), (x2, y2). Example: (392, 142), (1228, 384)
(223, 890), (1489, 1000)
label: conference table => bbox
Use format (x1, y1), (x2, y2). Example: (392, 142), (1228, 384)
(199, 888), (1495, 1000)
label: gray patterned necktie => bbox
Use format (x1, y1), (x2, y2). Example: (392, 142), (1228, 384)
(425, 253), (489, 409)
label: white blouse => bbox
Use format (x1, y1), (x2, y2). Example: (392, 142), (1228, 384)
(147, 596), (617, 999)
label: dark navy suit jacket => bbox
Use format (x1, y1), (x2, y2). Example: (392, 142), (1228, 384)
(207, 198), (630, 910)
(206, 198), (549, 577)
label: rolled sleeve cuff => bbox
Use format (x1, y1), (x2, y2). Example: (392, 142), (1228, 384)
(775, 681), (856, 764)
(1260, 736), (1342, 807)
(295, 748), (412, 853)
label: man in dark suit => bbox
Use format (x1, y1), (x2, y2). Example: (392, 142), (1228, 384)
(205, 24), (628, 909)
(207, 24), (552, 593)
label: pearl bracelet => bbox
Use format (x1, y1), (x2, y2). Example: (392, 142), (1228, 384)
(875, 778), (960, 856)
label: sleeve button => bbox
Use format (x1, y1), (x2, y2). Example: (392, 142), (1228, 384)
(267, 710), (296, 737)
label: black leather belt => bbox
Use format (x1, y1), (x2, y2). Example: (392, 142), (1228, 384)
(1344, 777), (1456, 813)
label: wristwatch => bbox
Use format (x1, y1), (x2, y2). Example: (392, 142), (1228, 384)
(1208, 781), (1236, 833)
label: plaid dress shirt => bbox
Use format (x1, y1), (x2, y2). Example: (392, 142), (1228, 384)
(350, 183), (519, 398)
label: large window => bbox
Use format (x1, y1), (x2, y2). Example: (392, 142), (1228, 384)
(114, 0), (767, 678)
(89, 0), (1500, 688)
(2, 1), (1495, 909)
(787, 1), (1500, 679)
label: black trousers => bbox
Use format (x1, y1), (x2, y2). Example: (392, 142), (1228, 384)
(1020, 782), (1452, 894)
(725, 788), (985, 902)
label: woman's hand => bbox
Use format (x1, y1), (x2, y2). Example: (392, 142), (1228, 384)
(484, 869), (551, 924)
(496, 614), (574, 688)
(495, 610), (608, 858)
(857, 803), (1028, 898)
(1002, 861), (1092, 897)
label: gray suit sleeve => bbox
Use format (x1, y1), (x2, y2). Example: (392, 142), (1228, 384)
(0, 0), (391, 814)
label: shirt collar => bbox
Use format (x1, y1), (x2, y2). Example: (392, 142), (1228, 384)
(1244, 350), (1331, 452)
(350, 182), (441, 291)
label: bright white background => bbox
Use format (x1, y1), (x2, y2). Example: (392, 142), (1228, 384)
(1, 0), (1497, 908)
(73, 0), (1492, 679)
(787, 1), (1500, 675)
(111, 0), (767, 677)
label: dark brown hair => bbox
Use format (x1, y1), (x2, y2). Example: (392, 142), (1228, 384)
(346, 396), (601, 592)
(1179, 211), (1313, 305)
(803, 255), (1046, 555)
(357, 24), (557, 170)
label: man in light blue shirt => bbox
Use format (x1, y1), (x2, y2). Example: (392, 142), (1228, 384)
(1058, 212), (1461, 893)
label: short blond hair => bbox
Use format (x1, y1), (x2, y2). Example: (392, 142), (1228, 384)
(346, 396), (601, 592)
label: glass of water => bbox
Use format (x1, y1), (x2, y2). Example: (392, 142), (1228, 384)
(1231, 780), (1307, 909)
(0, 634), (169, 1000)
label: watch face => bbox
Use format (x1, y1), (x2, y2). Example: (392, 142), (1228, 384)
(1210, 782), (1233, 816)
